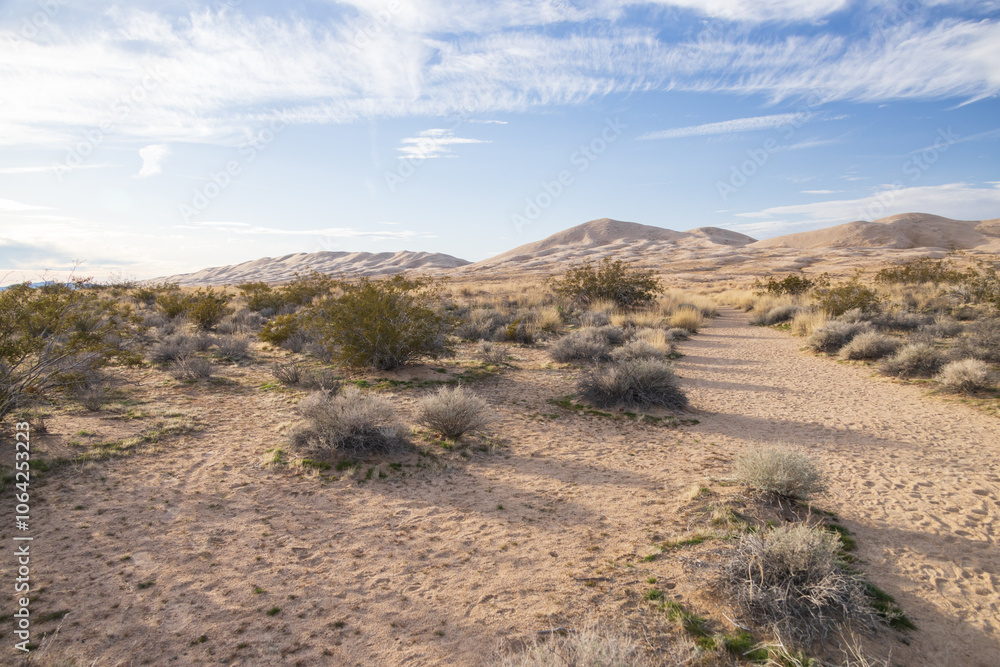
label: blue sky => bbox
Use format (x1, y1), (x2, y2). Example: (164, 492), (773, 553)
(1, 0), (999, 283)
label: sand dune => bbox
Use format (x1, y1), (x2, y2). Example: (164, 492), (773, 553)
(155, 250), (471, 286)
(750, 213), (1000, 250)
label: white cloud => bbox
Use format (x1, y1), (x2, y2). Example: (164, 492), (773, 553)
(396, 129), (491, 159)
(801, 189), (842, 194)
(0, 7), (997, 147)
(135, 144), (170, 178)
(637, 113), (804, 140)
(0, 197), (48, 211)
(734, 182), (1000, 233)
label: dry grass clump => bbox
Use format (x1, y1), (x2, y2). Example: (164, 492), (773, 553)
(790, 310), (827, 337)
(549, 329), (612, 363)
(169, 355), (215, 380)
(878, 343), (945, 378)
(632, 327), (674, 354)
(839, 331), (900, 361)
(805, 322), (866, 353)
(751, 304), (799, 326)
(935, 359), (994, 394)
(578, 358), (688, 410)
(293, 387), (408, 456)
(272, 363), (303, 385)
(718, 288), (759, 311)
(668, 307), (704, 334)
(490, 626), (659, 667)
(610, 339), (663, 362)
(416, 385), (494, 440)
(952, 317), (1000, 362)
(664, 327), (690, 341)
(733, 446), (826, 500)
(723, 523), (874, 643)
(475, 341), (508, 366)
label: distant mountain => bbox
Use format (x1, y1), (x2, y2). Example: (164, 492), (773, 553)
(750, 213), (1000, 251)
(155, 250), (471, 286)
(464, 218), (757, 273)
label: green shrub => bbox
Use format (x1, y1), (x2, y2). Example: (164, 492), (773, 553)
(551, 258), (662, 309)
(874, 257), (968, 285)
(155, 284), (189, 318)
(309, 275), (451, 370)
(0, 280), (139, 421)
(755, 274), (822, 296)
(237, 281), (285, 313)
(813, 279), (880, 317)
(186, 288), (233, 331)
(259, 313), (301, 346)
(733, 446), (826, 500)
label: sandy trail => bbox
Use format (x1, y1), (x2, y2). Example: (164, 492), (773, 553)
(676, 308), (1000, 666)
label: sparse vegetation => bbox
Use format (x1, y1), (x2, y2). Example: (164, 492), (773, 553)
(292, 387), (409, 456)
(935, 359), (993, 394)
(550, 257), (663, 309)
(878, 342), (945, 378)
(805, 322), (867, 353)
(549, 329), (611, 363)
(733, 446), (826, 500)
(169, 355), (215, 380)
(578, 358), (688, 410)
(839, 331), (900, 361)
(416, 385), (494, 440)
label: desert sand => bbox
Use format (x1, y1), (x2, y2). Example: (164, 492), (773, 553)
(7, 307), (999, 665)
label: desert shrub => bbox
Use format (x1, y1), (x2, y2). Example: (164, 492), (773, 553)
(535, 306), (564, 334)
(664, 327), (690, 341)
(668, 307), (703, 333)
(805, 322), (866, 353)
(475, 341), (508, 366)
(835, 308), (869, 324)
(293, 387), (408, 456)
(839, 331), (900, 361)
(610, 339), (663, 362)
(953, 318), (1000, 362)
(309, 276), (451, 370)
(921, 319), (963, 339)
(549, 330), (611, 363)
(733, 446), (826, 500)
(755, 274), (820, 296)
(814, 279), (880, 317)
(455, 308), (504, 341)
(594, 324), (627, 345)
(279, 271), (336, 307)
(272, 363), (303, 385)
(214, 336), (252, 363)
(169, 355), (214, 380)
(280, 330), (313, 353)
(189, 332), (216, 352)
(871, 311), (925, 332)
(632, 327), (673, 354)
(148, 335), (195, 363)
(142, 312), (170, 329)
(186, 288), (233, 331)
(237, 281), (285, 313)
(71, 372), (114, 412)
(302, 368), (342, 393)
(495, 317), (536, 345)
(935, 359), (993, 393)
(578, 358), (688, 410)
(790, 310), (826, 337)
(551, 257), (663, 309)
(490, 623), (655, 667)
(879, 343), (945, 378)
(259, 313), (301, 346)
(0, 280), (139, 420)
(579, 309), (611, 328)
(416, 385), (494, 440)
(751, 304), (799, 326)
(154, 284), (188, 318)
(723, 524), (874, 642)
(875, 256), (967, 285)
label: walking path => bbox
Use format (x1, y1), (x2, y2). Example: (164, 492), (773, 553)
(676, 308), (1000, 666)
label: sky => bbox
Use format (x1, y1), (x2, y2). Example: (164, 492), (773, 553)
(1, 0), (999, 284)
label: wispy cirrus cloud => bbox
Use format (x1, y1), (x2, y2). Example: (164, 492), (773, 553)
(637, 113), (804, 140)
(396, 129), (491, 159)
